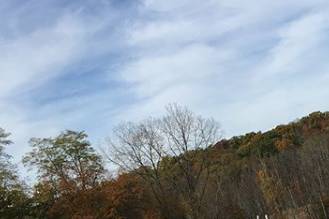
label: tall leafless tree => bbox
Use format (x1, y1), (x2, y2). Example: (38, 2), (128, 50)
(105, 103), (221, 219)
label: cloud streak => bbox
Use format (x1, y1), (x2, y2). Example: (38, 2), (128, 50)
(0, 0), (329, 179)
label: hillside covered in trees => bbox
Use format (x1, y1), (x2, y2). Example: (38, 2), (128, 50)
(1, 106), (329, 219)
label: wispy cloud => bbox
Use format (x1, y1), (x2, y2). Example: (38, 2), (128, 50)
(1, 0), (329, 176)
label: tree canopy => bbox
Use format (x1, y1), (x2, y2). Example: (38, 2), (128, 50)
(1, 109), (329, 218)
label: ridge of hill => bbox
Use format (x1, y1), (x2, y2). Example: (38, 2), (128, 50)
(214, 111), (329, 157)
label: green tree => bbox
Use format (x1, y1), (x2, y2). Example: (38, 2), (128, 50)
(0, 128), (29, 219)
(23, 130), (105, 218)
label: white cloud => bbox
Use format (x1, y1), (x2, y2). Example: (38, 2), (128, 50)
(1, 0), (329, 178)
(115, 0), (329, 138)
(254, 10), (329, 80)
(0, 15), (88, 97)
(0, 7), (111, 165)
(120, 44), (232, 98)
(143, 0), (194, 12)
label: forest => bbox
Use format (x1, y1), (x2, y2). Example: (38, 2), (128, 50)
(1, 104), (329, 219)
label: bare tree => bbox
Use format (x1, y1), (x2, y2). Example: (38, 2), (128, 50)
(105, 104), (221, 219)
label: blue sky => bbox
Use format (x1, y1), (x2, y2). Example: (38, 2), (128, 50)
(1, 0), (329, 174)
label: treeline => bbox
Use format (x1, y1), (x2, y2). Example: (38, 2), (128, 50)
(1, 105), (329, 218)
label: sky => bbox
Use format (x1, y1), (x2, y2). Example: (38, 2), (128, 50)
(1, 0), (329, 177)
